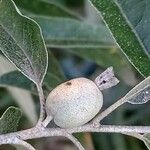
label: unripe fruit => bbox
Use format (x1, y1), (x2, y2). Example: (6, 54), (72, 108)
(46, 77), (103, 128)
(45, 67), (119, 128)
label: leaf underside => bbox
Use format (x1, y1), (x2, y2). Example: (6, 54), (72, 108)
(0, 0), (48, 85)
(126, 76), (150, 104)
(0, 51), (65, 93)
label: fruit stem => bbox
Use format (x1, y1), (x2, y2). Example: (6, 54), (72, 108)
(42, 115), (53, 127)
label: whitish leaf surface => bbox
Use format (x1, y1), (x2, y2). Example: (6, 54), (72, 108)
(90, 0), (150, 77)
(32, 16), (114, 48)
(0, 107), (21, 134)
(0, 0), (48, 84)
(143, 134), (150, 150)
(125, 76), (150, 104)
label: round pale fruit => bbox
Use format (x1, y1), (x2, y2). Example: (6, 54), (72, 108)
(46, 77), (103, 128)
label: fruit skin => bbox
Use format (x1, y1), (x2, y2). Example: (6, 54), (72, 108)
(46, 77), (103, 128)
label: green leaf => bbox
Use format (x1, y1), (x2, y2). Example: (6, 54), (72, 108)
(117, 0), (150, 55)
(0, 0), (48, 85)
(44, 50), (66, 89)
(13, 0), (76, 18)
(125, 76), (150, 104)
(90, 0), (150, 77)
(0, 107), (21, 134)
(48, 50), (65, 80)
(32, 16), (114, 48)
(0, 71), (35, 92)
(0, 51), (65, 93)
(67, 48), (126, 71)
(30, 16), (123, 71)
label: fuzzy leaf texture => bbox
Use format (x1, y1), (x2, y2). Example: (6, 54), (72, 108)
(126, 76), (150, 104)
(90, 0), (150, 77)
(0, 0), (48, 85)
(0, 106), (21, 134)
(118, 0), (150, 55)
(0, 51), (65, 93)
(143, 134), (150, 150)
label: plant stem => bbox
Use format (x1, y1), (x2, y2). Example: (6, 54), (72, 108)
(68, 125), (150, 134)
(42, 115), (53, 127)
(36, 84), (46, 124)
(91, 97), (127, 125)
(0, 125), (150, 144)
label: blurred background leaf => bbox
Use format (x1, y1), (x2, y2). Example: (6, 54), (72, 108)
(0, 56), (37, 125)
(32, 16), (114, 48)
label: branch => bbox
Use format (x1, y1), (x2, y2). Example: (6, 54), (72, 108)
(91, 67), (125, 126)
(65, 134), (85, 150)
(1, 70), (149, 149)
(0, 135), (36, 150)
(42, 115), (53, 127)
(91, 77), (149, 125)
(0, 125), (150, 145)
(68, 125), (150, 134)
(91, 97), (127, 125)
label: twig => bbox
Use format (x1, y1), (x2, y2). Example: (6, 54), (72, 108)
(91, 97), (127, 125)
(0, 125), (150, 145)
(1, 71), (149, 150)
(42, 115), (53, 127)
(68, 125), (150, 134)
(65, 133), (85, 150)
(0, 135), (36, 150)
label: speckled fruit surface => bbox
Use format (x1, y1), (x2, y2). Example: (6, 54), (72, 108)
(46, 77), (103, 128)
